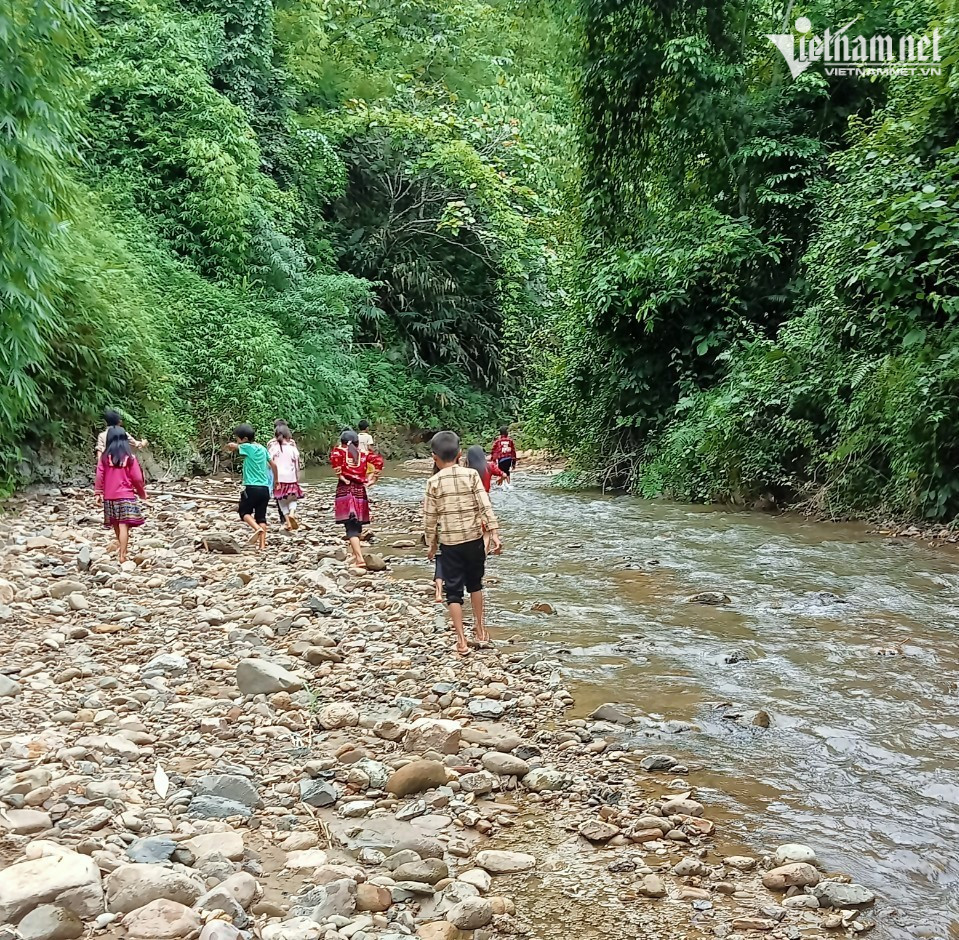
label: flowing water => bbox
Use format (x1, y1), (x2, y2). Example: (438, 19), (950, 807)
(308, 465), (959, 939)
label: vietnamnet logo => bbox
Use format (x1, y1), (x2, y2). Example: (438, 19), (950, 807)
(767, 16), (943, 78)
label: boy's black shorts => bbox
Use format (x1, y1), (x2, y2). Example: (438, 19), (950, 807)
(497, 457), (516, 476)
(238, 485), (270, 524)
(441, 537), (486, 605)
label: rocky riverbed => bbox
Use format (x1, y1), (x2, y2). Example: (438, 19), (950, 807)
(1, 477), (880, 940)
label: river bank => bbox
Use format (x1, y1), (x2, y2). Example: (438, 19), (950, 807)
(1, 476), (881, 940)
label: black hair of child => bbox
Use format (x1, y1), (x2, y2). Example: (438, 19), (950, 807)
(234, 423), (255, 441)
(431, 430), (460, 462)
(499, 425), (509, 437)
(104, 409), (123, 427)
(358, 419), (370, 431)
(104, 426), (133, 467)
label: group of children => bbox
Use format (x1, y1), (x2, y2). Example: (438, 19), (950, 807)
(92, 407), (517, 655)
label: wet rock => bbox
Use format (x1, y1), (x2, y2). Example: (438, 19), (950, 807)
(531, 602), (556, 614)
(783, 894), (820, 910)
(578, 820), (620, 843)
(662, 797), (703, 817)
(363, 552), (388, 572)
(762, 863), (820, 891)
(299, 779), (340, 808)
(773, 843), (817, 866)
(639, 754), (678, 772)
(235, 659), (304, 695)
(447, 897), (493, 930)
(474, 851), (535, 874)
(637, 874), (667, 898)
(393, 837), (445, 860)
(317, 702), (360, 730)
(480, 752), (529, 776)
(686, 591), (730, 605)
(194, 774), (261, 808)
(386, 760), (447, 797)
(0, 852), (104, 922)
(813, 881), (876, 909)
(521, 768), (567, 792)
(17, 905), (84, 940)
(123, 899), (200, 940)
(105, 864), (205, 914)
(588, 704), (633, 724)
(405, 719), (462, 755)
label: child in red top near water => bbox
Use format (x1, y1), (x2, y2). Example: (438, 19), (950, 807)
(330, 429), (384, 568)
(465, 445), (506, 493)
(490, 426), (517, 480)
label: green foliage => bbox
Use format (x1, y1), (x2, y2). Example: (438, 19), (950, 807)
(2, 0), (572, 485)
(538, 0), (959, 521)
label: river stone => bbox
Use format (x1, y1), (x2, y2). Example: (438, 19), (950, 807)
(355, 884), (391, 913)
(186, 796), (252, 819)
(522, 768), (567, 792)
(194, 774), (261, 808)
(480, 753), (529, 776)
(579, 820), (620, 843)
(762, 863), (820, 891)
(0, 674), (22, 697)
(588, 703), (633, 725)
(124, 899), (200, 940)
(662, 797), (704, 817)
(126, 838), (178, 864)
(724, 856), (757, 871)
(686, 591), (730, 605)
(391, 859), (449, 886)
(105, 864), (205, 914)
(637, 874), (667, 898)
(0, 852), (104, 922)
(181, 830), (244, 861)
(474, 851), (536, 874)
(307, 879), (357, 920)
(446, 897), (493, 930)
(17, 905), (84, 940)
(49, 580), (84, 600)
(813, 881), (876, 909)
(386, 761), (447, 797)
(393, 837), (445, 860)
(349, 758), (390, 790)
(261, 917), (321, 940)
(405, 718), (462, 755)
(640, 754), (678, 772)
(458, 771), (496, 795)
(457, 869), (491, 894)
(141, 655), (189, 679)
(467, 699), (505, 719)
(300, 779), (340, 807)
(235, 659), (304, 695)
(1, 808), (52, 833)
(317, 702), (359, 730)
(773, 843), (817, 866)
(199, 923), (241, 940)
(672, 858), (705, 877)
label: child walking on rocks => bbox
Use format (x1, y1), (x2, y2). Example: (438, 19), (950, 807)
(96, 408), (148, 460)
(95, 427), (147, 563)
(269, 426), (303, 530)
(226, 424), (277, 551)
(424, 431), (501, 655)
(331, 429), (384, 568)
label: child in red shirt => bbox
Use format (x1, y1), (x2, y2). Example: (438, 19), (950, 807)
(466, 445), (506, 493)
(490, 426), (517, 480)
(331, 429), (384, 567)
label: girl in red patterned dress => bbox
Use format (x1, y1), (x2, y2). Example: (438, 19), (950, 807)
(331, 429), (384, 567)
(95, 427), (148, 563)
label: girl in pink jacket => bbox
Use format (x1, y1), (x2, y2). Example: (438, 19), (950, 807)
(95, 427), (148, 563)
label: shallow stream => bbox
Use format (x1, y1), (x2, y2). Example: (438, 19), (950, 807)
(306, 465), (959, 939)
